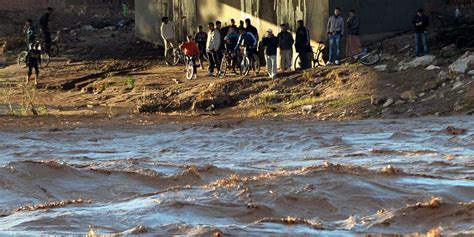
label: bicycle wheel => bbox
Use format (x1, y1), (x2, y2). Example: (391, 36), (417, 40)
(185, 60), (194, 80)
(294, 54), (302, 71)
(40, 52), (50, 68)
(241, 57), (251, 76)
(252, 55), (260, 75)
(165, 48), (178, 66)
(220, 58), (228, 78)
(232, 58), (242, 75)
(48, 43), (60, 57)
(359, 51), (381, 66)
(17, 51), (28, 68)
(344, 56), (358, 65)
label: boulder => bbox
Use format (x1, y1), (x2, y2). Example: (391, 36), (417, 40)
(448, 51), (474, 74)
(398, 55), (436, 71)
(302, 105), (316, 114)
(468, 70), (474, 76)
(370, 96), (386, 106)
(400, 90), (418, 101)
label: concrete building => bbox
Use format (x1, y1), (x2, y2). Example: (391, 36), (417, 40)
(135, 0), (447, 46)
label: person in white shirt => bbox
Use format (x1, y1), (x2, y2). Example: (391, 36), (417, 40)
(206, 22), (221, 76)
(161, 17), (177, 58)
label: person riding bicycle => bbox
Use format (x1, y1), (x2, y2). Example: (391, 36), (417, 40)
(39, 7), (53, 52)
(24, 19), (36, 50)
(26, 42), (42, 86)
(180, 35), (200, 79)
(224, 26), (240, 52)
(235, 27), (257, 59)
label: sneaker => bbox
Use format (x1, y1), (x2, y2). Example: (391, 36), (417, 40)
(193, 75), (198, 79)
(335, 60), (340, 65)
(207, 72), (214, 77)
(326, 61), (334, 66)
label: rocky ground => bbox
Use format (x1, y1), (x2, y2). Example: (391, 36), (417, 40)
(0, 20), (473, 120)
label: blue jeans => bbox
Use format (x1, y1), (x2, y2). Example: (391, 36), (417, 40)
(415, 32), (429, 56)
(329, 33), (342, 63)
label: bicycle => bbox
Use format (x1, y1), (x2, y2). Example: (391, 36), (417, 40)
(220, 49), (242, 78)
(294, 41), (326, 70)
(241, 46), (260, 76)
(42, 41), (60, 57)
(165, 43), (185, 66)
(17, 43), (50, 68)
(184, 56), (197, 80)
(342, 42), (383, 66)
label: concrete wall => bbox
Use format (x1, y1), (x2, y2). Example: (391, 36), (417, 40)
(136, 0), (446, 46)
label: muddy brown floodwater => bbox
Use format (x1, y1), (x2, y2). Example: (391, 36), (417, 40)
(0, 116), (473, 236)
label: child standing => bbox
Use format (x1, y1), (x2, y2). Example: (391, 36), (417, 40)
(26, 42), (42, 85)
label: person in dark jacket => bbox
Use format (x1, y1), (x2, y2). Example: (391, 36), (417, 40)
(277, 23), (294, 72)
(26, 42), (42, 86)
(346, 10), (362, 57)
(261, 29), (279, 79)
(39, 7), (53, 51)
(295, 20), (311, 70)
(245, 19), (259, 43)
(24, 19), (36, 49)
(194, 25), (208, 69)
(413, 8), (430, 57)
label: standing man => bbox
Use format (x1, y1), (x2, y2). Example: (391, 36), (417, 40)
(277, 23), (294, 72)
(346, 10), (362, 57)
(245, 19), (259, 44)
(295, 20), (311, 70)
(39, 7), (53, 52)
(26, 42), (42, 86)
(24, 19), (36, 49)
(194, 26), (208, 69)
(206, 22), (221, 77)
(327, 7), (344, 65)
(413, 8), (429, 57)
(161, 16), (177, 60)
(216, 21), (226, 64)
(261, 29), (279, 79)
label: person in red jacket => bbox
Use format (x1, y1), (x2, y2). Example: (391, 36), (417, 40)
(180, 35), (200, 78)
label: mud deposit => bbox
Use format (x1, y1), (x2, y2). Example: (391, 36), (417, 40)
(0, 117), (473, 236)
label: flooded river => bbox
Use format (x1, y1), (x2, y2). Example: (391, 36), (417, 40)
(0, 116), (473, 236)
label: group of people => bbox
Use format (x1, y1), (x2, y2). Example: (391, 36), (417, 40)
(23, 7), (54, 85)
(161, 7), (432, 80)
(159, 9), (365, 79)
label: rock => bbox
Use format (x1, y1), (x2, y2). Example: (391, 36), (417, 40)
(425, 65), (440, 71)
(418, 92), (425, 97)
(422, 80), (441, 92)
(440, 44), (459, 58)
(374, 64), (388, 71)
(302, 105), (316, 114)
(452, 81), (464, 90)
(382, 98), (394, 108)
(438, 71), (450, 81)
(401, 90), (417, 101)
(371, 96), (386, 106)
(398, 55), (436, 71)
(468, 70), (474, 76)
(448, 51), (474, 74)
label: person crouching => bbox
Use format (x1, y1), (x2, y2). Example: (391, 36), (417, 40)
(180, 35), (200, 79)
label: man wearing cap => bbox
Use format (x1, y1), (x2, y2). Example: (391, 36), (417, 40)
(277, 23), (294, 72)
(295, 20), (312, 70)
(261, 29), (279, 79)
